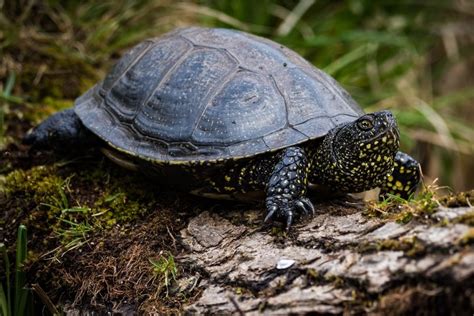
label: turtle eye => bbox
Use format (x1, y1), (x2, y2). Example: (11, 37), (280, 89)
(357, 118), (373, 131)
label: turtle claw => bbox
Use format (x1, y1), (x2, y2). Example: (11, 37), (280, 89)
(286, 211), (294, 231)
(264, 205), (278, 223)
(296, 197), (315, 215)
(265, 195), (314, 229)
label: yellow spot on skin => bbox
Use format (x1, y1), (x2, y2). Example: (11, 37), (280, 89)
(225, 175), (231, 182)
(377, 155), (381, 162)
(366, 144), (371, 149)
(224, 186), (235, 192)
(382, 137), (387, 142)
(395, 181), (402, 188)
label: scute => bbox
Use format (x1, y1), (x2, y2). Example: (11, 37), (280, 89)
(192, 70), (286, 144)
(133, 48), (236, 141)
(272, 67), (362, 137)
(106, 38), (192, 122)
(101, 40), (152, 93)
(75, 27), (364, 162)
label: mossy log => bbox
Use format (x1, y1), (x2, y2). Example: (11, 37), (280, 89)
(179, 203), (474, 315)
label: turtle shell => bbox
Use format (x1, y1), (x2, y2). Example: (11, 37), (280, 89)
(75, 27), (364, 162)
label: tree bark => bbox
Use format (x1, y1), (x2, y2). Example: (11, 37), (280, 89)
(178, 202), (474, 315)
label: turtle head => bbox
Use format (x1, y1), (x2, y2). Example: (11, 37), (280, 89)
(313, 110), (400, 193)
(23, 109), (97, 152)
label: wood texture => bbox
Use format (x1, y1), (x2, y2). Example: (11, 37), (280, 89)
(178, 204), (474, 314)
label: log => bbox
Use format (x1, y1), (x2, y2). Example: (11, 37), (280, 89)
(178, 202), (474, 315)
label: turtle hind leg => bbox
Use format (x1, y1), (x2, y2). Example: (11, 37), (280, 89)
(23, 108), (97, 151)
(380, 151), (422, 199)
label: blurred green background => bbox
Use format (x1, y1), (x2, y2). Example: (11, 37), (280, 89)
(1, 0), (473, 191)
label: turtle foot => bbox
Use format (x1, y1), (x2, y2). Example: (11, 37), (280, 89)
(265, 195), (315, 230)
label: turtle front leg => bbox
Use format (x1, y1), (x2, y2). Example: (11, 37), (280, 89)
(380, 151), (421, 199)
(265, 147), (315, 229)
(24, 108), (96, 151)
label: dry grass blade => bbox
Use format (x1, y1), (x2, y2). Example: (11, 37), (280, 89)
(275, 0), (315, 36)
(31, 284), (60, 315)
(409, 129), (473, 155)
(176, 2), (252, 31)
(413, 100), (458, 153)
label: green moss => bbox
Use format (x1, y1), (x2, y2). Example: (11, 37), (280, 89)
(365, 184), (440, 224)
(2, 165), (65, 206)
(458, 228), (474, 245)
(94, 190), (150, 227)
(395, 211), (413, 224)
(1, 162), (159, 255)
(306, 268), (320, 280)
(324, 274), (345, 287)
(454, 212), (474, 226)
(413, 187), (439, 215)
(440, 190), (474, 208)
(356, 236), (426, 257)
(376, 236), (425, 257)
(70, 163), (158, 228)
(377, 239), (404, 251)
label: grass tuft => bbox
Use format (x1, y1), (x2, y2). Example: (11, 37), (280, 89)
(149, 251), (178, 297)
(365, 180), (442, 223)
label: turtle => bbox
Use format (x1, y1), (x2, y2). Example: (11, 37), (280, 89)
(24, 27), (421, 228)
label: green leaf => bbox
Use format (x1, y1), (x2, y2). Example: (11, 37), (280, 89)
(0, 283), (8, 316)
(1, 243), (11, 316)
(14, 225), (27, 316)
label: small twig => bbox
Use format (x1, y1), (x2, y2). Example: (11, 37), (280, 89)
(31, 283), (60, 315)
(228, 295), (245, 316)
(166, 225), (177, 251)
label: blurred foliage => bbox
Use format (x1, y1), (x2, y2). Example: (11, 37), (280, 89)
(0, 0), (473, 189)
